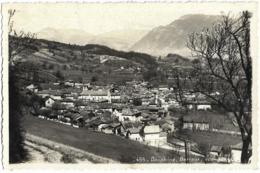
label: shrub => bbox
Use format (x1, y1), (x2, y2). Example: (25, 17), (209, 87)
(60, 154), (76, 163)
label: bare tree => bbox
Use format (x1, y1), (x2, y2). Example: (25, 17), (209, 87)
(187, 11), (252, 163)
(172, 68), (186, 104)
(8, 9), (37, 64)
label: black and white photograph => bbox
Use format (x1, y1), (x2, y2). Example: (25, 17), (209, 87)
(0, 1), (258, 169)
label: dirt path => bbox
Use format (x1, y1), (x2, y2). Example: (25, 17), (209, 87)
(24, 133), (117, 163)
(25, 140), (64, 163)
(24, 145), (46, 163)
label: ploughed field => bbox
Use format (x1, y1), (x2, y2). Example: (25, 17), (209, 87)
(22, 115), (179, 163)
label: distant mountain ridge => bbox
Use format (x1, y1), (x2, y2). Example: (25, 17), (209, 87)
(89, 29), (148, 51)
(38, 28), (148, 51)
(37, 28), (94, 46)
(130, 14), (220, 57)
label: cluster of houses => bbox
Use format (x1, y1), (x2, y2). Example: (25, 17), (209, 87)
(25, 79), (245, 163)
(26, 81), (177, 148)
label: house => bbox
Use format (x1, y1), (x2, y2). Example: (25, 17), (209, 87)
(79, 89), (111, 102)
(159, 132), (167, 144)
(84, 116), (101, 129)
(161, 101), (170, 111)
(143, 125), (161, 146)
(111, 93), (121, 102)
(64, 80), (75, 87)
(51, 94), (62, 101)
(149, 93), (162, 107)
(26, 84), (38, 93)
(126, 127), (143, 142)
(182, 113), (211, 131)
(99, 123), (122, 134)
(100, 111), (113, 122)
(53, 82), (60, 86)
(182, 119), (210, 131)
(182, 111), (237, 133)
(98, 123), (110, 132)
(45, 97), (56, 108)
(184, 100), (212, 111)
(80, 110), (96, 121)
(101, 125), (114, 134)
(120, 108), (142, 122)
(40, 83), (60, 90)
(37, 90), (51, 98)
(98, 103), (113, 112)
(74, 83), (84, 88)
(62, 90), (79, 101)
(158, 85), (169, 91)
(161, 121), (175, 133)
(113, 123), (125, 135)
(112, 109), (122, 120)
(37, 90), (62, 100)
(61, 99), (75, 108)
(38, 107), (52, 119)
(197, 104), (212, 110)
(65, 95), (76, 101)
(76, 101), (89, 110)
(70, 113), (84, 128)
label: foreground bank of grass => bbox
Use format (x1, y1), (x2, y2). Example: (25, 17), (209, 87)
(22, 115), (181, 163)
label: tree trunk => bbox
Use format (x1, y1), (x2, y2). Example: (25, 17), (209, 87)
(240, 136), (251, 163)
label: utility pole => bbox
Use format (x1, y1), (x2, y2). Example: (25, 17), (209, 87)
(184, 140), (190, 163)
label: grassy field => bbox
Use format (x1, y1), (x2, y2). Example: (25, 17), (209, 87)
(22, 115), (180, 163)
(175, 130), (241, 146)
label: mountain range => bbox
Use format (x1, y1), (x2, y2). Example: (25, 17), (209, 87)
(37, 28), (148, 51)
(37, 14), (220, 58)
(130, 14), (220, 57)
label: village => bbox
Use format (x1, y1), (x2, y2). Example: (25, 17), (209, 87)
(25, 78), (246, 163)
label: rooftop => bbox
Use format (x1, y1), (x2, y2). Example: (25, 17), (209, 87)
(81, 89), (108, 96)
(144, 125), (160, 134)
(128, 127), (141, 134)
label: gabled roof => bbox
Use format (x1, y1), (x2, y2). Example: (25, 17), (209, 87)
(70, 114), (83, 121)
(154, 119), (168, 126)
(144, 125), (160, 134)
(80, 89), (108, 96)
(128, 127), (141, 134)
(38, 90), (62, 96)
(122, 108), (140, 116)
(45, 96), (56, 101)
(26, 84), (37, 89)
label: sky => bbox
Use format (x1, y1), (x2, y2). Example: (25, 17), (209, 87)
(5, 3), (256, 35)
